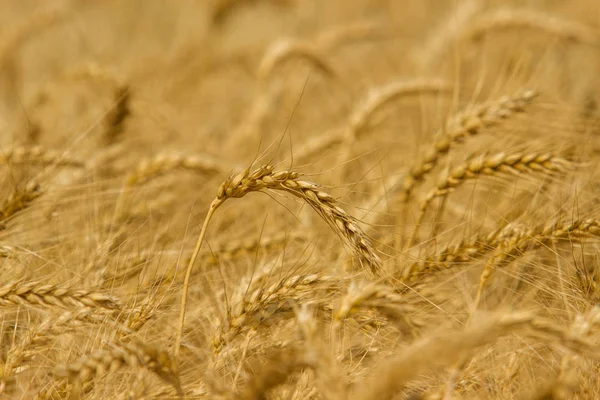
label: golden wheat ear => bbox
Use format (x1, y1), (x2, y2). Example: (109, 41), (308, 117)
(411, 151), (573, 244)
(175, 165), (382, 357)
(56, 340), (182, 396)
(400, 90), (539, 202)
(474, 218), (600, 313)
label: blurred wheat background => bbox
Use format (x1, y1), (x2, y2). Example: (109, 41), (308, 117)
(1, 0), (600, 399)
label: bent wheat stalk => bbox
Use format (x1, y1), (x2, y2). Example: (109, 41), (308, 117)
(175, 164), (381, 358)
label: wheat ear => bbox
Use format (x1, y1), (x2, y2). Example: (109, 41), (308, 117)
(176, 165), (381, 358)
(475, 218), (600, 312)
(349, 79), (453, 137)
(0, 280), (120, 310)
(0, 146), (84, 167)
(214, 273), (335, 352)
(412, 152), (572, 243)
(113, 153), (224, 221)
(56, 340), (182, 395)
(104, 82), (130, 144)
(400, 227), (506, 284)
(351, 312), (600, 400)
(0, 181), (43, 229)
(401, 90), (538, 202)
(2, 309), (92, 381)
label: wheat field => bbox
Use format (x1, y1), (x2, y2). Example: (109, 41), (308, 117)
(1, 0), (600, 399)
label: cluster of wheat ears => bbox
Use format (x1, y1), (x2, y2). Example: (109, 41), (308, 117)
(1, 0), (600, 399)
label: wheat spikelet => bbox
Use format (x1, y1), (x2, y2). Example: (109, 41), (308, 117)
(335, 280), (413, 322)
(464, 9), (600, 47)
(400, 90), (538, 201)
(422, 152), (572, 208)
(0, 280), (120, 310)
(176, 165), (383, 351)
(56, 340), (181, 395)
